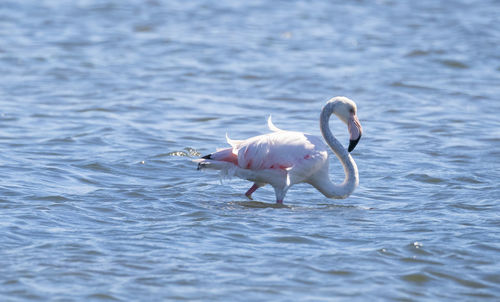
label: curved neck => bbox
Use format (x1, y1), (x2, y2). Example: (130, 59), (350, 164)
(316, 102), (359, 198)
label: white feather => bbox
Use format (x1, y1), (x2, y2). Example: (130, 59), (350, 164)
(267, 115), (282, 132)
(225, 133), (243, 149)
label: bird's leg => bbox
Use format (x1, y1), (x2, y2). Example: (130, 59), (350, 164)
(274, 186), (289, 204)
(245, 183), (262, 200)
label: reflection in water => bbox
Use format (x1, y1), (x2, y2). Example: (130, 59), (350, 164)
(232, 200), (291, 209)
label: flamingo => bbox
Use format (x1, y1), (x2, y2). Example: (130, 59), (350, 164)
(195, 96), (362, 204)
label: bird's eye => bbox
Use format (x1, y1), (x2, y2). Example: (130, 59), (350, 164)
(349, 108), (355, 114)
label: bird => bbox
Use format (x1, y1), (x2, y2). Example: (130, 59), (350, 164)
(195, 96), (362, 204)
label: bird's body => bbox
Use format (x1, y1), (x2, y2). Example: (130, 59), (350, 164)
(196, 96), (363, 204)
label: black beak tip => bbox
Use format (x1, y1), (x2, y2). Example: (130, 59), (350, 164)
(348, 135), (361, 153)
(201, 154), (212, 159)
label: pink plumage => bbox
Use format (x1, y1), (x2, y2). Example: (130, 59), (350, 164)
(224, 131), (327, 171)
(196, 97), (363, 204)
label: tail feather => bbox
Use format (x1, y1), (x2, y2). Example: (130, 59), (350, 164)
(205, 148), (238, 165)
(195, 148), (238, 172)
(194, 158), (237, 179)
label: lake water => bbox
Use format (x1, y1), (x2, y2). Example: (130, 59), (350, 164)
(1, 0), (499, 300)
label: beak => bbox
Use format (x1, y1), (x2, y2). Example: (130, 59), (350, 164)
(348, 136), (361, 152)
(347, 113), (362, 152)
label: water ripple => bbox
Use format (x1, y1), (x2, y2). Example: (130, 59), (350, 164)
(1, 0), (499, 301)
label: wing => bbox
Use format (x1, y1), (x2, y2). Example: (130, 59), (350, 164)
(233, 131), (328, 173)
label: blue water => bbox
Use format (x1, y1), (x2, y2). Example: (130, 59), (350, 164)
(1, 0), (499, 301)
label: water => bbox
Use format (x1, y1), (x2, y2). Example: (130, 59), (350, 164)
(1, 0), (499, 300)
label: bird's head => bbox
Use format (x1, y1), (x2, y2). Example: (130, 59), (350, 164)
(328, 96), (363, 152)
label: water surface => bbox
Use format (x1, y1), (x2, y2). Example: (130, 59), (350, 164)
(1, 0), (499, 301)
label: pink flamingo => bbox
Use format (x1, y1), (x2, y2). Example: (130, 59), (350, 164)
(196, 96), (363, 204)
